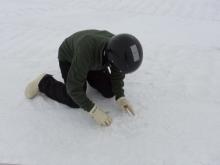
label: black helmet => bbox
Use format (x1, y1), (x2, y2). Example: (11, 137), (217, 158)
(106, 33), (143, 73)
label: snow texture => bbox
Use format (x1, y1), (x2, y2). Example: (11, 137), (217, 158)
(0, 0), (220, 164)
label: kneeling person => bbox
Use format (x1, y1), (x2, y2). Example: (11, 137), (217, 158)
(25, 29), (143, 126)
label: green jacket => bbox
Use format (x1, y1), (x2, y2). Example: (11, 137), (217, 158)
(58, 30), (125, 111)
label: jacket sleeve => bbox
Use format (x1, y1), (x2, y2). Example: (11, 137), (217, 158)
(66, 40), (95, 112)
(110, 66), (125, 100)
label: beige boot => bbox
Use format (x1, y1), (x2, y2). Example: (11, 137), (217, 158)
(25, 73), (46, 99)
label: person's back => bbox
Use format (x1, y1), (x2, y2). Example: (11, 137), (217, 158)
(58, 29), (114, 64)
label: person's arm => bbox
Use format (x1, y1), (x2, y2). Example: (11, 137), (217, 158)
(110, 66), (125, 100)
(66, 40), (94, 112)
(111, 67), (135, 116)
(66, 39), (112, 126)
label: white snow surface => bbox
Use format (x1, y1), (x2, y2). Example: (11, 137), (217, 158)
(0, 0), (220, 164)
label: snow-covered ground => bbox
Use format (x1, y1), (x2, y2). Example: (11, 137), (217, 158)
(0, 0), (220, 164)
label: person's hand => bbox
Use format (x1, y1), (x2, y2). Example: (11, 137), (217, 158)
(117, 97), (135, 116)
(89, 105), (112, 126)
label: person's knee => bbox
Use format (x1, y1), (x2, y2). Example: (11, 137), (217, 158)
(102, 91), (114, 98)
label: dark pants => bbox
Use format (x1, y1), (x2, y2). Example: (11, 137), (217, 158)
(38, 61), (114, 110)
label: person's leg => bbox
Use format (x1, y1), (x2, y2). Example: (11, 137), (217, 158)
(87, 69), (114, 98)
(38, 61), (79, 108)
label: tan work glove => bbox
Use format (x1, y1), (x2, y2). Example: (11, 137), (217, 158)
(117, 97), (135, 116)
(89, 105), (112, 126)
